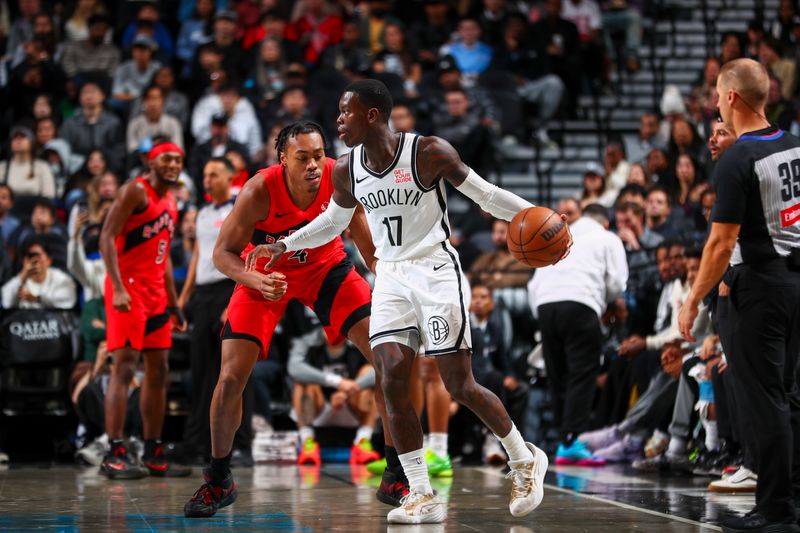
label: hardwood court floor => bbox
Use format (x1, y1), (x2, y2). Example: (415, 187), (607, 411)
(0, 462), (751, 531)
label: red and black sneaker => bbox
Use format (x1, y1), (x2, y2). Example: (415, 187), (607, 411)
(184, 469), (238, 518)
(100, 444), (148, 480)
(376, 467), (410, 507)
(144, 443), (192, 477)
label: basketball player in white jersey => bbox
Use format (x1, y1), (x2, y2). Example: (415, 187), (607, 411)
(246, 80), (569, 524)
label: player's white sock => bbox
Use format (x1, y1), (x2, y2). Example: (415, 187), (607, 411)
(354, 426), (373, 445)
(299, 426), (314, 444)
(429, 432), (448, 457)
(497, 424), (533, 464)
(399, 449), (433, 495)
(666, 436), (686, 459)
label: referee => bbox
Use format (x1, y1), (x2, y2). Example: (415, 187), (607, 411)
(178, 157), (250, 462)
(679, 58), (800, 533)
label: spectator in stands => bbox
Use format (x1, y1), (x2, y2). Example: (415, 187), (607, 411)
(42, 138), (84, 199)
(491, 12), (565, 146)
(34, 117), (57, 149)
(719, 31), (743, 64)
(243, 9), (298, 59)
(224, 147), (250, 196)
(176, 0), (214, 68)
(689, 57), (721, 133)
(557, 196), (582, 225)
(531, 0), (582, 114)
(60, 81), (125, 169)
(374, 22), (422, 99)
(111, 35), (162, 112)
(601, 0), (642, 72)
(0, 125), (55, 199)
(580, 162), (616, 208)
(6, 0), (39, 55)
(1, 236), (76, 309)
(766, 76), (795, 130)
(530, 204), (627, 465)
(319, 18), (370, 74)
(209, 10), (249, 80)
(268, 86), (316, 137)
(61, 13), (119, 79)
(645, 147), (670, 185)
(131, 66), (191, 129)
(0, 186), (21, 250)
(616, 183), (646, 209)
(667, 118), (703, 168)
(624, 112), (665, 165)
(16, 198), (67, 261)
(120, 2), (174, 61)
(410, 0), (455, 68)
(355, 0), (399, 56)
(390, 103), (418, 134)
(9, 12), (64, 68)
(187, 113), (249, 193)
(64, 0), (106, 42)
(759, 36), (796, 99)
(248, 37), (289, 112)
(288, 327), (379, 466)
(66, 164), (116, 237)
(604, 141), (631, 195)
(626, 163), (649, 187)
(469, 218), (531, 313)
(560, 0), (605, 88)
(746, 19), (765, 59)
(645, 186), (686, 241)
(441, 17), (493, 80)
(126, 85), (184, 154)
(432, 87), (494, 176)
(672, 154), (704, 217)
(770, 0), (796, 49)
(287, 0), (343, 65)
(470, 281), (528, 463)
(68, 201), (109, 302)
(192, 83), (262, 158)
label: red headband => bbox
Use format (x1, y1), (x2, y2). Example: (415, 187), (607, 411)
(149, 142), (184, 161)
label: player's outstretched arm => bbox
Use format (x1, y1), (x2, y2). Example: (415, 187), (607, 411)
(417, 136), (534, 221)
(214, 176), (288, 302)
(248, 154), (361, 270)
(99, 181), (147, 312)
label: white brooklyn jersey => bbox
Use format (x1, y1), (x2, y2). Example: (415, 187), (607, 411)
(349, 133), (451, 261)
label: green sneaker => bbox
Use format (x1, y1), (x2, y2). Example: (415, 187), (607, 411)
(425, 449), (453, 478)
(366, 457), (387, 476)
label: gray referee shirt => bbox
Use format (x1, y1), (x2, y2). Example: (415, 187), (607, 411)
(195, 198), (235, 286)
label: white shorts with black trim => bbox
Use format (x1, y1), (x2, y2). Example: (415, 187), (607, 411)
(369, 243), (472, 356)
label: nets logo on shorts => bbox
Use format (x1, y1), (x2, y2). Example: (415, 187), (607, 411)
(427, 316), (450, 345)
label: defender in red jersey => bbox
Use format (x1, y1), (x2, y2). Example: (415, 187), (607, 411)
(184, 122), (405, 518)
(99, 142), (191, 480)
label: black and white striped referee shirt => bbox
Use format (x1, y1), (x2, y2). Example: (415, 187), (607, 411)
(712, 125), (800, 266)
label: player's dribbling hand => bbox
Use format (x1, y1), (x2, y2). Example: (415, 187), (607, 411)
(257, 271), (288, 301)
(113, 287), (132, 312)
(244, 243), (287, 272)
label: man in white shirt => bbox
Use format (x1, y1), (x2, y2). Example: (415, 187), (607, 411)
(528, 203), (627, 465)
(2, 237), (76, 309)
(191, 84), (262, 159)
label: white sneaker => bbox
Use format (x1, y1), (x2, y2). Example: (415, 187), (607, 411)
(76, 434), (108, 466)
(387, 489), (446, 524)
(708, 467), (757, 493)
(483, 434), (508, 464)
(507, 442), (548, 518)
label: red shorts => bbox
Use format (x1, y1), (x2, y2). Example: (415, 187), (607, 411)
(104, 276), (171, 353)
(222, 258), (371, 359)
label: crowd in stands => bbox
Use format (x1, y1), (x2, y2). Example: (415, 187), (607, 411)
(0, 0), (793, 496)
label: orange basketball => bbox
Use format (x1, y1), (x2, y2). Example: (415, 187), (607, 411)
(507, 206), (570, 267)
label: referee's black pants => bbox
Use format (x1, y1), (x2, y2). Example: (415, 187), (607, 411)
(183, 280), (253, 456)
(538, 301), (603, 440)
(724, 262), (800, 522)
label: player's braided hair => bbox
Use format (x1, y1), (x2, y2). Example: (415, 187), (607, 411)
(275, 120), (327, 157)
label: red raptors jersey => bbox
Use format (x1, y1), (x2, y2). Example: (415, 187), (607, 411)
(242, 158), (346, 273)
(115, 177), (178, 284)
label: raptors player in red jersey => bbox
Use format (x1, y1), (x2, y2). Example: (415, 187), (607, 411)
(99, 142), (191, 479)
(184, 121), (402, 518)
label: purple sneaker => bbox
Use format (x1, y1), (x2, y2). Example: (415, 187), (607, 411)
(578, 425), (621, 452)
(594, 435), (642, 463)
